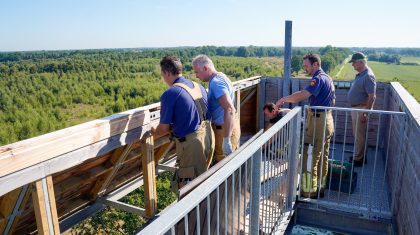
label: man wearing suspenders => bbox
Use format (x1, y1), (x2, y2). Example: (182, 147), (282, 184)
(152, 56), (215, 191)
(276, 53), (335, 199)
(192, 55), (241, 163)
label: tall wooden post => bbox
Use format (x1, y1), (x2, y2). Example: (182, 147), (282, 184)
(282, 20), (293, 101)
(141, 135), (157, 217)
(32, 176), (60, 235)
(235, 90), (241, 119)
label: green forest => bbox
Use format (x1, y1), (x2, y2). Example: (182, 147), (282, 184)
(0, 46), (349, 145)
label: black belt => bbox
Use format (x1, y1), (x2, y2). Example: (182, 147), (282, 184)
(170, 135), (187, 142)
(215, 125), (223, 130)
(310, 110), (331, 118)
(177, 136), (187, 142)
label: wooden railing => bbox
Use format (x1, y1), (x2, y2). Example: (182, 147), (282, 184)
(0, 76), (262, 234)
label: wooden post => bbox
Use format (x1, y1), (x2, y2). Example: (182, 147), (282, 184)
(236, 89), (241, 133)
(141, 135), (157, 217)
(256, 84), (261, 131)
(282, 20), (293, 101)
(256, 80), (266, 131)
(32, 176), (60, 235)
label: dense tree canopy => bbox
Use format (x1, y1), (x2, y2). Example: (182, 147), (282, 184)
(0, 47), (286, 145)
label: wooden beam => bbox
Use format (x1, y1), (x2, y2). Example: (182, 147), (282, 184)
(232, 76), (261, 86)
(141, 135), (157, 218)
(99, 198), (146, 217)
(240, 89), (256, 108)
(88, 143), (135, 199)
(32, 176), (60, 235)
(0, 126), (149, 197)
(256, 84), (261, 131)
(154, 141), (174, 163)
(0, 184), (32, 235)
(236, 89), (241, 119)
(0, 109), (150, 178)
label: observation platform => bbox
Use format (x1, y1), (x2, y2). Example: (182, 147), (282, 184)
(0, 76), (419, 235)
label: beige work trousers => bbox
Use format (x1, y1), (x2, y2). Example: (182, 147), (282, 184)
(351, 105), (368, 161)
(212, 115), (241, 162)
(302, 110), (334, 195)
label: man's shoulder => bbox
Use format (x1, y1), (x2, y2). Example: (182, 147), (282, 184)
(162, 85), (183, 100)
(210, 75), (229, 90)
(367, 68), (376, 79)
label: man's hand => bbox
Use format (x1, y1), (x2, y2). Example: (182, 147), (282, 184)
(276, 98), (286, 108)
(360, 113), (367, 123)
(223, 137), (233, 155)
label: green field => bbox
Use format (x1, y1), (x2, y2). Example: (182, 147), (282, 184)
(334, 57), (420, 101)
(400, 56), (420, 64)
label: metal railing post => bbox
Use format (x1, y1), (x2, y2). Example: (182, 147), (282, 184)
(250, 148), (262, 234)
(287, 110), (301, 209)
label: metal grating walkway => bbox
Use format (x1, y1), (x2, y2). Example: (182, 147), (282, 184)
(311, 144), (392, 219)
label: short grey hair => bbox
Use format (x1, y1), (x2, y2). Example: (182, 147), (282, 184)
(356, 58), (367, 64)
(192, 54), (215, 70)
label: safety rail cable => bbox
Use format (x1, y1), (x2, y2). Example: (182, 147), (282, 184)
(138, 107), (302, 235)
(298, 105), (406, 220)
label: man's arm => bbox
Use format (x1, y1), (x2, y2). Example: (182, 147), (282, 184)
(276, 90), (311, 107)
(361, 93), (376, 123)
(366, 93), (376, 109)
(218, 94), (235, 138)
(265, 123), (274, 132)
(151, 123), (170, 138)
(218, 93), (236, 155)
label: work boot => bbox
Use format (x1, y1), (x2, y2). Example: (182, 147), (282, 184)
(300, 191), (319, 199)
(349, 156), (367, 167)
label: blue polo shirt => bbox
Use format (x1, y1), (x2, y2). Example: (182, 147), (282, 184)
(160, 77), (208, 138)
(208, 73), (235, 125)
(305, 69), (335, 108)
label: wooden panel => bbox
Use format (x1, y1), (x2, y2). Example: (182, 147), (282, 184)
(0, 109), (150, 178)
(240, 89), (257, 134)
(88, 143), (135, 199)
(264, 77), (281, 103)
(0, 126), (149, 197)
(0, 185), (32, 235)
(154, 142), (174, 163)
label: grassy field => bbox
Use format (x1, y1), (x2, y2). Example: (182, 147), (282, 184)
(334, 57), (420, 101)
(400, 56), (420, 64)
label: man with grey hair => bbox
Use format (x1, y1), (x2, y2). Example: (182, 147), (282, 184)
(347, 52), (376, 167)
(192, 55), (240, 162)
(192, 55), (243, 234)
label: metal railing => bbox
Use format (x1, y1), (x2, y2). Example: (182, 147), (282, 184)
(298, 105), (407, 220)
(138, 107), (302, 235)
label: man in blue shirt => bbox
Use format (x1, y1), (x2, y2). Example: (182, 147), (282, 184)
(192, 55), (241, 163)
(276, 53), (335, 199)
(152, 56), (215, 191)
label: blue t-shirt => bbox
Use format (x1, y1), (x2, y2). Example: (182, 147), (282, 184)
(208, 73), (235, 125)
(160, 77), (208, 138)
(305, 69), (335, 108)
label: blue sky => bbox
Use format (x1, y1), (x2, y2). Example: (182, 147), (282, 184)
(1, 0), (419, 51)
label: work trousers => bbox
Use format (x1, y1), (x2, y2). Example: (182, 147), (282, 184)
(212, 115), (241, 162)
(173, 121), (215, 190)
(351, 105), (368, 161)
(302, 110), (334, 195)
